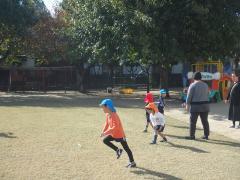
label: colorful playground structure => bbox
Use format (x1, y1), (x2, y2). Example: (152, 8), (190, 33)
(181, 61), (232, 103)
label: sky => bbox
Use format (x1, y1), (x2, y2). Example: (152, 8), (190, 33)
(43, 0), (62, 15)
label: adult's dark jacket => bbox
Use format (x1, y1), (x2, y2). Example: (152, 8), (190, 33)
(227, 82), (240, 121)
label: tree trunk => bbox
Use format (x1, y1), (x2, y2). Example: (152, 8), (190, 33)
(76, 68), (84, 92)
(108, 64), (114, 88)
(159, 65), (170, 98)
(76, 63), (90, 92)
(145, 66), (151, 93)
(234, 57), (240, 69)
(8, 69), (12, 92)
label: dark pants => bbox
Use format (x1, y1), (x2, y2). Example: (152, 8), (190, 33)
(190, 112), (210, 137)
(158, 107), (164, 114)
(103, 135), (134, 162)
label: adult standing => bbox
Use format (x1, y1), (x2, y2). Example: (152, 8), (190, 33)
(185, 72), (210, 140)
(225, 69), (240, 128)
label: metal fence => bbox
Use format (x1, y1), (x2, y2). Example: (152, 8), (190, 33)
(0, 66), (76, 91)
(0, 67), (183, 92)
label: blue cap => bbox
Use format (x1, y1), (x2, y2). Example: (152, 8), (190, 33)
(160, 89), (166, 94)
(99, 99), (116, 112)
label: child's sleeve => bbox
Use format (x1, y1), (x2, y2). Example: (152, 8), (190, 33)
(160, 114), (165, 124)
(149, 115), (154, 124)
(162, 97), (166, 106)
(102, 117), (109, 133)
(186, 84), (194, 104)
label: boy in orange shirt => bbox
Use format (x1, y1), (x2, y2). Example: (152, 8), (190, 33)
(100, 99), (136, 168)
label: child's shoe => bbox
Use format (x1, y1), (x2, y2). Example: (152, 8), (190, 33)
(150, 135), (157, 144)
(150, 141), (156, 144)
(185, 136), (195, 140)
(126, 161), (136, 168)
(201, 136), (208, 140)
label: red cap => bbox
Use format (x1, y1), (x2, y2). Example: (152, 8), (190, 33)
(144, 92), (154, 103)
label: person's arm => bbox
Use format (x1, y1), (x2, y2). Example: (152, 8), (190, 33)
(225, 85), (233, 103)
(159, 113), (165, 126)
(101, 115), (109, 137)
(149, 114), (155, 127)
(160, 96), (165, 107)
(102, 120), (108, 133)
(186, 84), (194, 110)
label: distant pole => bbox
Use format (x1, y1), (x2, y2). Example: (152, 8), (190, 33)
(8, 69), (12, 92)
(64, 69), (67, 94)
(146, 66), (150, 93)
(147, 71), (150, 93)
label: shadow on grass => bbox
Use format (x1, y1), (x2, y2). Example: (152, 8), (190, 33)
(167, 134), (240, 148)
(0, 132), (17, 138)
(0, 95), (144, 108)
(210, 114), (228, 121)
(0, 92), (181, 109)
(166, 142), (208, 153)
(168, 125), (202, 131)
(131, 166), (182, 180)
(197, 138), (240, 148)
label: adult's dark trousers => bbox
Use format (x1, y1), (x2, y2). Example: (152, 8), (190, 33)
(103, 135), (134, 162)
(190, 112), (209, 137)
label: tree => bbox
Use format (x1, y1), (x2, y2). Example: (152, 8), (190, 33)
(0, 0), (49, 65)
(27, 11), (70, 65)
(60, 0), (135, 90)
(129, 0), (240, 91)
(58, 0), (240, 91)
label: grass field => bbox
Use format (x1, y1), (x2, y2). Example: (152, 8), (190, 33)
(0, 93), (240, 180)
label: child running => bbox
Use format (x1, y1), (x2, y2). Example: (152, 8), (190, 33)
(145, 102), (167, 144)
(99, 99), (136, 168)
(143, 92), (154, 132)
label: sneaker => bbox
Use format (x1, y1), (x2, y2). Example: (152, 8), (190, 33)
(150, 141), (156, 144)
(143, 129), (147, 133)
(229, 125), (235, 128)
(185, 136), (195, 140)
(160, 137), (167, 142)
(236, 125), (240, 129)
(201, 136), (208, 140)
(116, 149), (123, 159)
(126, 162), (136, 168)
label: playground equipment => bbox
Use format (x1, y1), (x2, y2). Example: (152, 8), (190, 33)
(181, 61), (232, 103)
(119, 87), (134, 94)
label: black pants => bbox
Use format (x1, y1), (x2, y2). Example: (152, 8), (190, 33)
(190, 112), (210, 137)
(103, 135), (134, 163)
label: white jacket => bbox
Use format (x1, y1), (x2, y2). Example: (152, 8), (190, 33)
(150, 112), (165, 126)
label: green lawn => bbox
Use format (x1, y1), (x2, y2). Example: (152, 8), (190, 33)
(0, 94), (240, 179)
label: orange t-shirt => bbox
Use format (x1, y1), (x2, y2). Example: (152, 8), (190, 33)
(102, 112), (125, 139)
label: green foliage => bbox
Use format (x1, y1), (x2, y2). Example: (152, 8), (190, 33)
(0, 0), (49, 65)
(1, 0), (240, 68)
(26, 12), (70, 65)
(61, 0), (132, 67)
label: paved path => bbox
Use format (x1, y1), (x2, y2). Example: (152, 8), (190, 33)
(165, 101), (240, 142)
